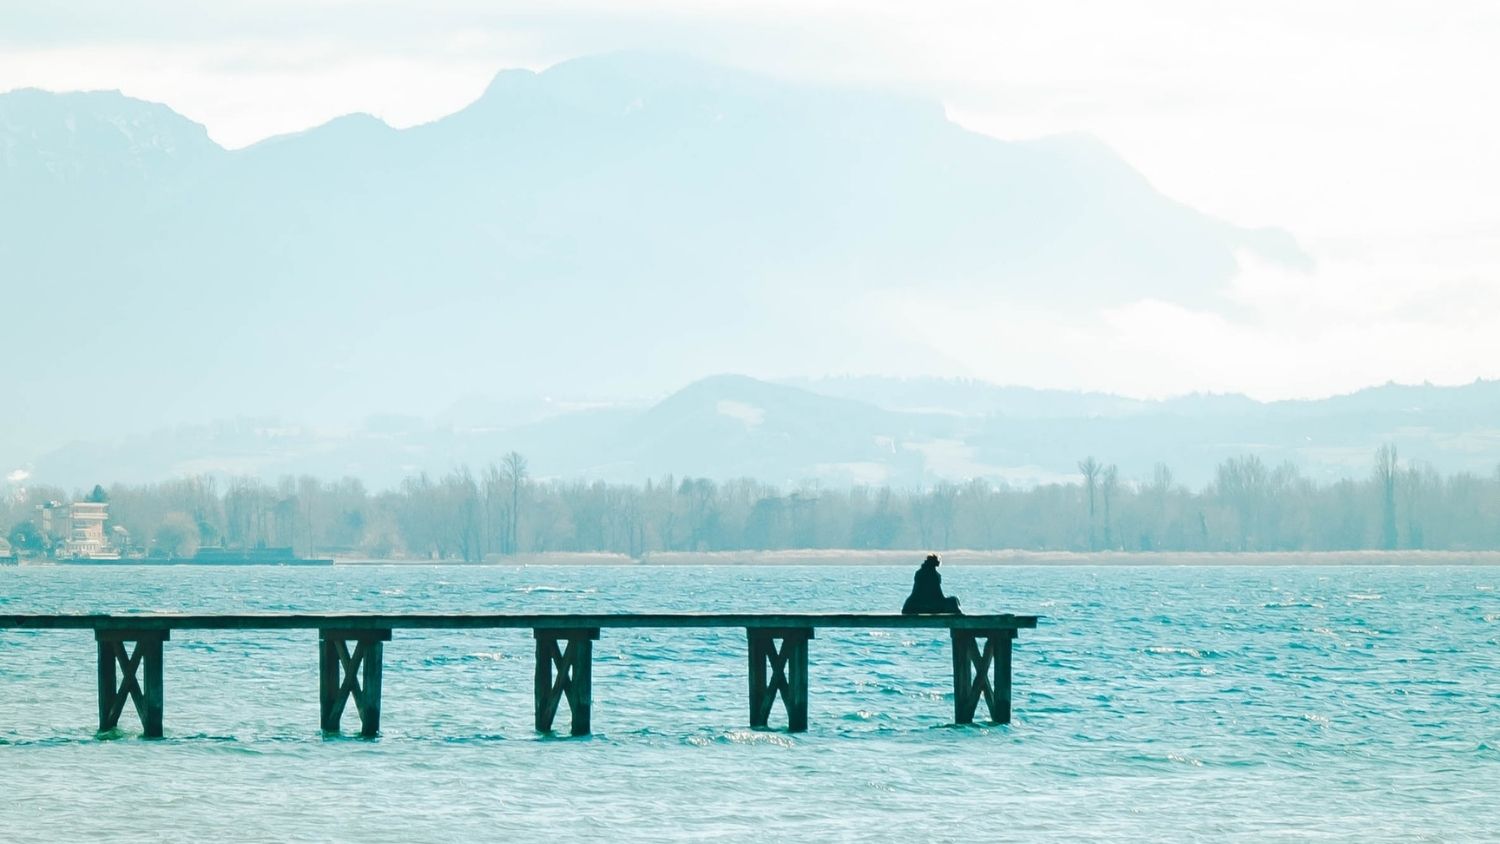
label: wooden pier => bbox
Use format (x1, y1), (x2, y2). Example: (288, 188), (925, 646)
(0, 613), (1038, 738)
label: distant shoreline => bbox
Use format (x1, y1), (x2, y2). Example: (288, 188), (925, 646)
(328, 549), (1500, 566)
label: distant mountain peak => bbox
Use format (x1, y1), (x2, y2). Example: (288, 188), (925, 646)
(479, 67), (539, 99)
(3, 53), (1308, 458)
(248, 111), (395, 150)
(0, 87), (219, 180)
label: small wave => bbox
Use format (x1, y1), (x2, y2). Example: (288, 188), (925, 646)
(464, 652), (507, 662)
(1262, 601), (1323, 609)
(169, 732), (246, 744)
(441, 733), (509, 744)
(1348, 593), (1383, 601)
(1145, 645), (1203, 658)
(1166, 753), (1204, 767)
(686, 730), (797, 748)
(0, 735), (96, 748)
(534, 731), (597, 743)
(513, 586), (597, 594)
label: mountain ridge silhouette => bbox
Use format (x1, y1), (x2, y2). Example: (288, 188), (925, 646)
(1, 51), (1306, 461)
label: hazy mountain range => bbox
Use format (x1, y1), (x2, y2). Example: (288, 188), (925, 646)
(2, 52), (1308, 465)
(19, 374), (1500, 492)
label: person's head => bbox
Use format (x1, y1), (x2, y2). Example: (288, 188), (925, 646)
(924, 553), (940, 567)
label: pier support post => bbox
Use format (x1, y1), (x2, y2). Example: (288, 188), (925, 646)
(951, 628), (1015, 725)
(534, 628), (599, 736)
(747, 627), (812, 732)
(95, 629), (168, 737)
(319, 628), (391, 737)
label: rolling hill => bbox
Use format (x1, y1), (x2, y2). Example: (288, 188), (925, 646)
(21, 375), (1500, 492)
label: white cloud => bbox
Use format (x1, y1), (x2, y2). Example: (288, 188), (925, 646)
(870, 242), (1500, 401)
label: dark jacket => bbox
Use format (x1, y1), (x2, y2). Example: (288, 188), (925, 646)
(902, 560), (961, 614)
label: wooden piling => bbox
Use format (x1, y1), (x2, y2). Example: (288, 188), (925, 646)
(318, 628), (391, 737)
(96, 635), (116, 732)
(5, 613), (1038, 738)
(533, 628), (599, 736)
(747, 627), (812, 732)
(994, 628), (1013, 724)
(94, 629), (168, 737)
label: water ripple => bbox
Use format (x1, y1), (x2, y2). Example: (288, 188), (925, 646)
(1, 564), (1497, 841)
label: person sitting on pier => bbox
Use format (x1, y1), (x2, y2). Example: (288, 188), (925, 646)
(901, 554), (962, 614)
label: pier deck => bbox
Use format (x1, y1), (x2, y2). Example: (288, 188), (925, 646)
(0, 613), (1038, 738)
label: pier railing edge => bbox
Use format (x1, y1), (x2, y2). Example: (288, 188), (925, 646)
(0, 612), (1039, 631)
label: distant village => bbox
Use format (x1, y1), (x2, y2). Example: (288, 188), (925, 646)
(33, 496), (123, 559)
(0, 486), (129, 563)
(1, 487), (321, 566)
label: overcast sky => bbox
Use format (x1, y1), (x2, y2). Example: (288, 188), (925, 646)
(4, 0), (1497, 400)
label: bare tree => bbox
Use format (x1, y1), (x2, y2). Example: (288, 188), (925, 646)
(1078, 456), (1101, 551)
(1215, 455), (1270, 550)
(1101, 464), (1119, 550)
(33, 451), (1500, 559)
(481, 463), (504, 558)
(1147, 462), (1174, 549)
(444, 467), (482, 562)
(501, 451), (529, 555)
(1374, 444), (1399, 550)
(1399, 463), (1429, 549)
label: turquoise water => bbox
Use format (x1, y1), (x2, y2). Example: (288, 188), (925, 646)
(1, 565), (1497, 842)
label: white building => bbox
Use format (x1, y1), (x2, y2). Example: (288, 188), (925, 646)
(65, 501), (111, 557)
(39, 499), (121, 559)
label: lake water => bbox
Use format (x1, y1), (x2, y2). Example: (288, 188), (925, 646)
(1, 564), (1497, 842)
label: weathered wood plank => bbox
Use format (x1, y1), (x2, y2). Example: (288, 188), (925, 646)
(141, 635), (164, 738)
(564, 638), (592, 737)
(952, 630), (977, 724)
(0, 613), (1037, 632)
(534, 636), (562, 732)
(747, 631), (769, 728)
(319, 636), (340, 732)
(359, 641), (383, 737)
(96, 639), (117, 732)
(992, 629), (1015, 725)
(786, 634), (809, 733)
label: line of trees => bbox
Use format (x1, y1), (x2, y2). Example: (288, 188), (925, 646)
(6, 446), (1500, 560)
